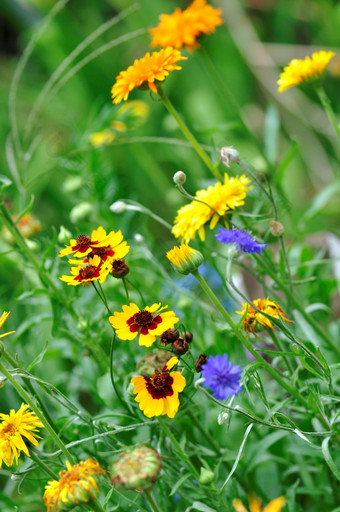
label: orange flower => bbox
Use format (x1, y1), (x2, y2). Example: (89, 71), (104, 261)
(111, 47), (187, 104)
(150, 0), (223, 52)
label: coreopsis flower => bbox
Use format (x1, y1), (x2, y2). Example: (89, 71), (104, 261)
(0, 403), (43, 468)
(172, 173), (252, 243)
(233, 495), (286, 512)
(43, 459), (105, 512)
(201, 354), (242, 400)
(111, 47), (187, 104)
(131, 356), (186, 418)
(215, 227), (267, 254)
(236, 298), (292, 336)
(0, 311), (15, 339)
(278, 50), (335, 92)
(150, 0), (223, 52)
(110, 446), (161, 490)
(59, 255), (111, 286)
(58, 226), (129, 262)
(109, 302), (179, 347)
(166, 243), (204, 274)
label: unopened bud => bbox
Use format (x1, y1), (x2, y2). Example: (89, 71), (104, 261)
(171, 337), (189, 356)
(185, 331), (193, 343)
(134, 233), (144, 243)
(195, 353), (208, 372)
(70, 202), (92, 223)
(173, 171), (186, 185)
(220, 146), (239, 168)
(110, 446), (161, 491)
(58, 225), (73, 245)
(111, 258), (129, 278)
(110, 200), (126, 214)
(199, 467), (215, 484)
(160, 328), (179, 345)
(270, 220), (284, 237)
(217, 412), (229, 425)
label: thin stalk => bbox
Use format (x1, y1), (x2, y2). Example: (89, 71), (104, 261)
(156, 84), (222, 181)
(142, 490), (163, 512)
(92, 282), (112, 316)
(122, 277), (130, 302)
(268, 330), (295, 377)
(0, 361), (75, 463)
(29, 451), (57, 479)
(315, 85), (340, 140)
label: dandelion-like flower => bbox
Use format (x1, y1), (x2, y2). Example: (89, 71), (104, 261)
(233, 495), (286, 512)
(0, 403), (43, 468)
(201, 354), (242, 400)
(166, 243), (204, 274)
(0, 312), (15, 339)
(172, 173), (252, 243)
(236, 298), (292, 336)
(59, 255), (111, 286)
(131, 356), (186, 418)
(215, 227), (267, 254)
(111, 47), (187, 104)
(150, 0), (223, 52)
(109, 302), (179, 347)
(278, 50), (335, 92)
(43, 459), (105, 512)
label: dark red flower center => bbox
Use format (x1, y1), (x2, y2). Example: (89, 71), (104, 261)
(78, 265), (99, 280)
(145, 372), (174, 399)
(76, 235), (92, 247)
(127, 309), (163, 335)
(72, 235), (100, 254)
(134, 310), (153, 326)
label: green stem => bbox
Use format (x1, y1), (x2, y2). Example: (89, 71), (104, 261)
(0, 361), (75, 463)
(29, 450), (57, 479)
(315, 85), (340, 140)
(268, 330), (295, 376)
(191, 269), (309, 408)
(122, 277), (130, 302)
(156, 84), (222, 181)
(142, 489), (163, 512)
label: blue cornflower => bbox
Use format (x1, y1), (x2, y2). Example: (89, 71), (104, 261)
(201, 354), (242, 400)
(215, 227), (267, 254)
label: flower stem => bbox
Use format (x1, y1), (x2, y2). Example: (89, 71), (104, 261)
(142, 490), (163, 512)
(156, 84), (222, 182)
(29, 450), (57, 479)
(122, 277), (130, 302)
(0, 361), (76, 463)
(315, 84), (340, 141)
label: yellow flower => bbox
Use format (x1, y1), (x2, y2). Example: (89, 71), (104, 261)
(233, 495), (286, 512)
(58, 226), (129, 261)
(150, 0), (223, 52)
(0, 312), (15, 339)
(166, 243), (203, 274)
(0, 403), (43, 468)
(172, 173), (252, 243)
(109, 302), (179, 347)
(278, 50), (335, 92)
(111, 47), (187, 104)
(59, 255), (111, 286)
(131, 356), (186, 418)
(90, 130), (115, 147)
(236, 298), (291, 336)
(44, 459), (105, 512)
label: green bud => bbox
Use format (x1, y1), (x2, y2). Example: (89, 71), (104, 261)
(110, 446), (161, 491)
(199, 467), (215, 485)
(70, 202), (92, 223)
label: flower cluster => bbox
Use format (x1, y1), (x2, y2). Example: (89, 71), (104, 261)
(237, 298), (291, 335)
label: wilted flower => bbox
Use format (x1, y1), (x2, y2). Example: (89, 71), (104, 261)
(131, 357), (186, 418)
(166, 244), (204, 274)
(137, 348), (173, 377)
(0, 403), (43, 467)
(278, 50), (335, 92)
(215, 227), (267, 254)
(269, 220), (284, 237)
(236, 298), (292, 335)
(201, 354), (242, 400)
(171, 337), (189, 356)
(233, 495), (286, 512)
(111, 47), (187, 104)
(110, 446), (161, 490)
(195, 353), (208, 372)
(0, 312), (15, 340)
(110, 258), (129, 278)
(220, 146), (239, 168)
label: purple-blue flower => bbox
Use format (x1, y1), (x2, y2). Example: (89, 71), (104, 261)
(215, 227), (267, 254)
(201, 354), (242, 400)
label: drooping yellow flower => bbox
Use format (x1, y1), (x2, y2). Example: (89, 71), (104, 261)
(90, 130), (115, 147)
(109, 302), (179, 347)
(278, 50), (335, 92)
(131, 356), (186, 418)
(233, 495), (286, 512)
(236, 298), (291, 336)
(59, 255), (112, 286)
(150, 0), (223, 52)
(44, 459), (105, 512)
(166, 243), (203, 274)
(111, 47), (187, 104)
(0, 403), (44, 468)
(0, 312), (15, 339)
(172, 173), (252, 243)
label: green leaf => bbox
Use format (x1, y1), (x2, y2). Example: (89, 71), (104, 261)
(322, 437), (340, 482)
(27, 340), (49, 371)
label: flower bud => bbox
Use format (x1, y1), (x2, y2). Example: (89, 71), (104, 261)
(70, 202), (92, 223)
(220, 146), (239, 168)
(199, 467), (215, 484)
(173, 171), (186, 185)
(110, 200), (126, 214)
(195, 353), (208, 372)
(171, 337), (189, 356)
(58, 225), (73, 246)
(160, 328), (179, 345)
(166, 244), (204, 275)
(110, 446), (161, 491)
(217, 412), (229, 425)
(111, 258), (129, 278)
(185, 331), (193, 343)
(270, 220), (284, 237)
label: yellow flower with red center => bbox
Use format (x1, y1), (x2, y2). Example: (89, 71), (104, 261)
(111, 47), (187, 104)
(109, 302), (179, 347)
(150, 0), (223, 52)
(233, 495), (286, 512)
(0, 403), (44, 468)
(43, 459), (105, 512)
(172, 173), (252, 243)
(59, 255), (111, 286)
(131, 356), (186, 418)
(236, 298), (291, 336)
(0, 312), (15, 339)
(58, 226), (129, 263)
(278, 50), (335, 92)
